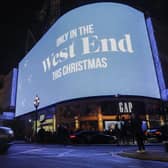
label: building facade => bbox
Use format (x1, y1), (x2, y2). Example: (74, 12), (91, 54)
(15, 1), (167, 138)
(0, 69), (17, 125)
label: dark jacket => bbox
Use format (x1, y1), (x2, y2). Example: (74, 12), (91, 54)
(131, 117), (144, 137)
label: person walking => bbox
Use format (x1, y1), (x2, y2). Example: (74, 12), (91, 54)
(131, 113), (146, 153)
(38, 126), (46, 143)
(120, 117), (129, 144)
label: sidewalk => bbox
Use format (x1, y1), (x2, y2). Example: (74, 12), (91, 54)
(14, 140), (168, 162)
(118, 149), (168, 162)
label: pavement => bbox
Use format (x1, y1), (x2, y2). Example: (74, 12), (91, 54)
(118, 149), (168, 162)
(14, 140), (168, 162)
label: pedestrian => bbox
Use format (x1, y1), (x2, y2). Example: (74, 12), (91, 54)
(120, 117), (129, 144)
(57, 124), (69, 145)
(61, 125), (70, 145)
(38, 125), (46, 143)
(127, 119), (135, 144)
(131, 113), (146, 153)
(113, 124), (120, 145)
(160, 123), (168, 142)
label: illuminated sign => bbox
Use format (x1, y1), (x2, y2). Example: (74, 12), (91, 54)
(16, 3), (160, 116)
(118, 102), (133, 113)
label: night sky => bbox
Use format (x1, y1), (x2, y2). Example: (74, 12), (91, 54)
(0, 1), (168, 75)
(0, 1), (44, 75)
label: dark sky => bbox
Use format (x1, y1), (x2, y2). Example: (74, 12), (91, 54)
(0, 1), (168, 75)
(0, 1), (44, 75)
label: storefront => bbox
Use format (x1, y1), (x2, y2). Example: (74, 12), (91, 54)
(54, 96), (164, 132)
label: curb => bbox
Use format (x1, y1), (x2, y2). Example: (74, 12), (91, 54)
(118, 150), (168, 162)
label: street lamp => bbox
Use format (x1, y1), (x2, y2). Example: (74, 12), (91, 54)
(33, 95), (40, 138)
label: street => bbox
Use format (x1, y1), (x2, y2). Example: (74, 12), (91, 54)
(0, 142), (167, 168)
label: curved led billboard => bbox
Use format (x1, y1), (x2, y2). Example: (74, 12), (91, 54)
(16, 3), (160, 116)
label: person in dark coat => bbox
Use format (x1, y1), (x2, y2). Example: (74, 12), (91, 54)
(120, 117), (129, 144)
(131, 113), (145, 153)
(57, 124), (70, 145)
(38, 126), (46, 143)
(160, 123), (168, 142)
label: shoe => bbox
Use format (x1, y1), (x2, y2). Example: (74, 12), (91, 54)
(136, 150), (141, 153)
(141, 150), (146, 153)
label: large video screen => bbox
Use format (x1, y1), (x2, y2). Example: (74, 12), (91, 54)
(16, 3), (160, 116)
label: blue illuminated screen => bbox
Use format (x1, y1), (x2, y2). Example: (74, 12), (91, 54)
(16, 3), (160, 116)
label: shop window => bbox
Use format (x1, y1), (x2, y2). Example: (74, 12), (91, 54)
(102, 102), (116, 115)
(80, 121), (98, 131)
(80, 104), (98, 116)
